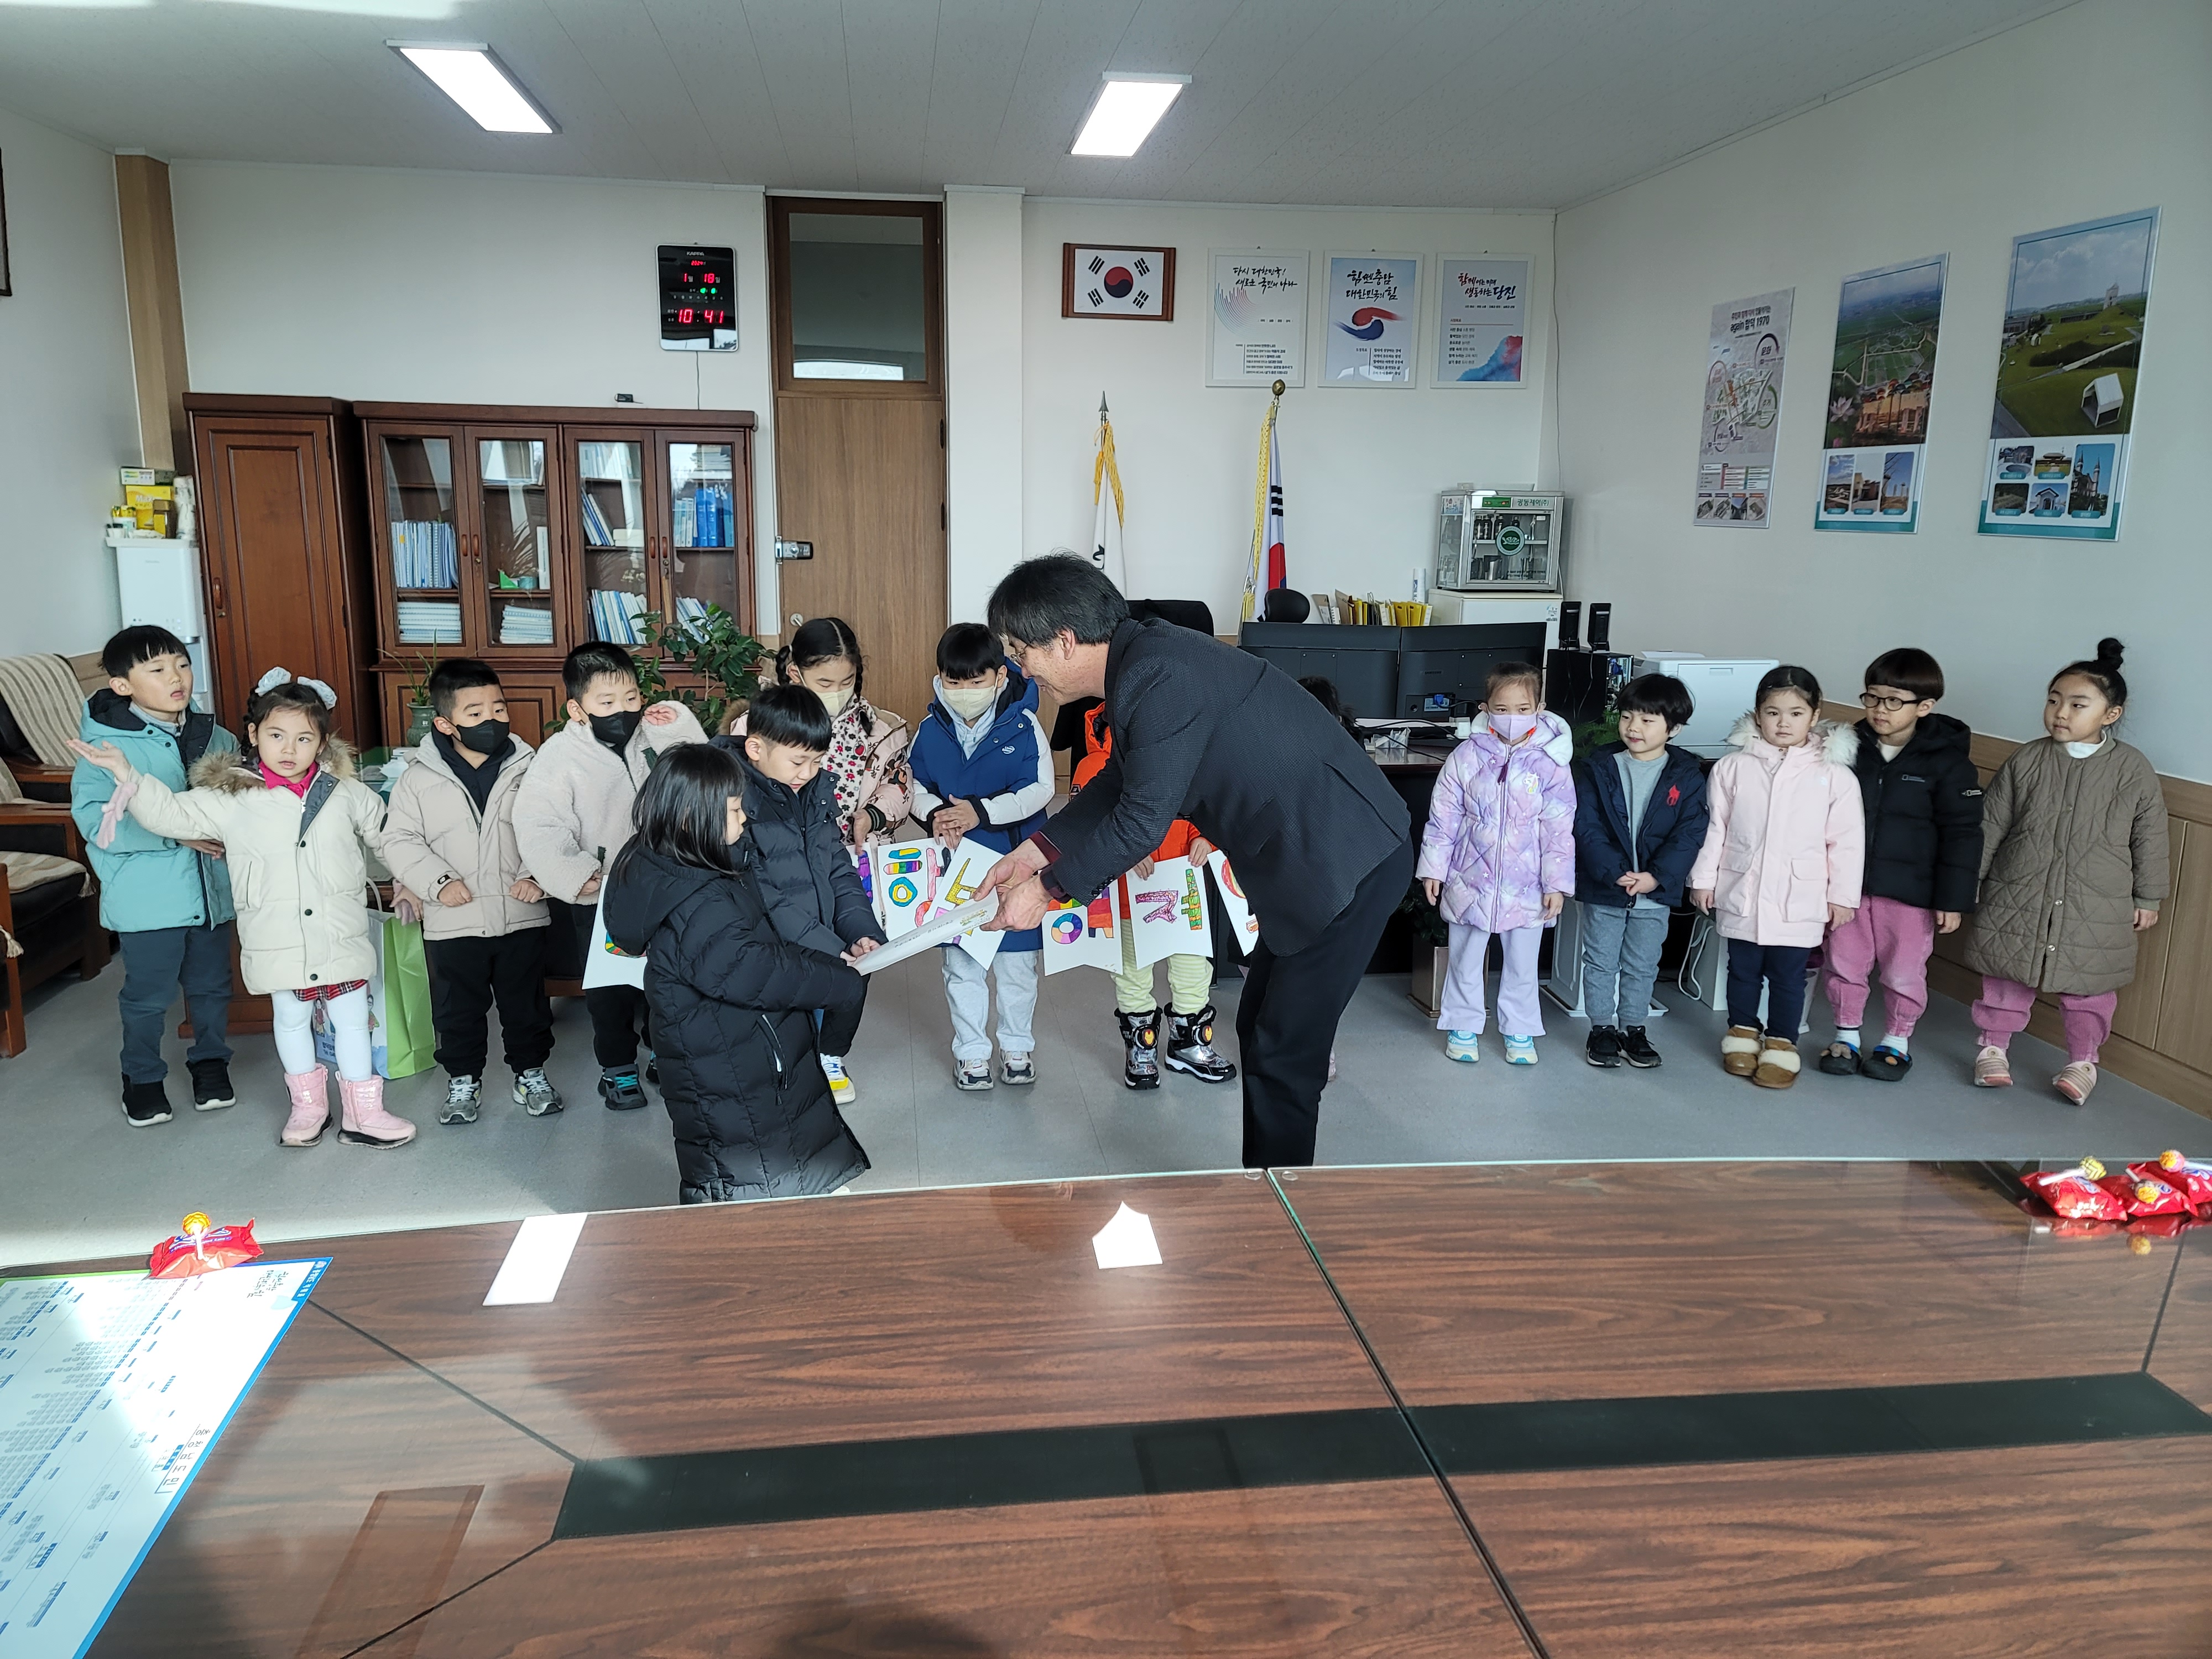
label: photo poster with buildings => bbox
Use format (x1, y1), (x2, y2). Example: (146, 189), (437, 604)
(1208, 251), (1308, 387)
(1042, 880), (1124, 974)
(1435, 257), (1530, 385)
(1815, 254), (1945, 534)
(1979, 208), (2158, 540)
(1694, 288), (1793, 528)
(1126, 855), (1213, 970)
(1323, 254), (1420, 385)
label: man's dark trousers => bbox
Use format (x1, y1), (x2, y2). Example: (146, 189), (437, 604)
(426, 927), (555, 1079)
(1234, 836), (1414, 1168)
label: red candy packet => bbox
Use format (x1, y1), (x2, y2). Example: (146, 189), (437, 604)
(2021, 1167), (2126, 1222)
(2095, 1172), (2192, 1217)
(149, 1216), (262, 1279)
(2142, 1152), (2212, 1209)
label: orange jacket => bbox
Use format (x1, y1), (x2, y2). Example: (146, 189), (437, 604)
(1073, 703), (1198, 863)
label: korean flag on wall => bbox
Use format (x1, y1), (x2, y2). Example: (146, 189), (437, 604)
(1068, 246), (1173, 320)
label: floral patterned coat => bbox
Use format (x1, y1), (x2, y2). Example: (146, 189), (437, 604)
(1416, 711), (1577, 932)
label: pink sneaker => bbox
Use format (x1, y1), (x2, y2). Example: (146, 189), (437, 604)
(2053, 1062), (2098, 1104)
(279, 1067), (331, 1147)
(337, 1075), (416, 1149)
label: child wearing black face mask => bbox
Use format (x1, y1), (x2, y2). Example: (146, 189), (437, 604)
(513, 643), (706, 1108)
(384, 659), (564, 1124)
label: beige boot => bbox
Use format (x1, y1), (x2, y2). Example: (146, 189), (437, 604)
(279, 1066), (331, 1147)
(1720, 1025), (1762, 1078)
(1752, 1037), (1802, 1090)
(337, 1074), (416, 1149)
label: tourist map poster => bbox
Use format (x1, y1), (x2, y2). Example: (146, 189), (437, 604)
(1695, 289), (1793, 528)
(0, 1259), (327, 1657)
(1208, 251), (1308, 388)
(1322, 255), (1418, 386)
(1434, 258), (1530, 385)
(1817, 255), (1946, 534)
(1979, 208), (2158, 540)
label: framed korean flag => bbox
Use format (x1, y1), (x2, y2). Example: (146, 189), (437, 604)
(1062, 244), (1176, 321)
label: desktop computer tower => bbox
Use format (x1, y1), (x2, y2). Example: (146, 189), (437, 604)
(1543, 650), (1634, 731)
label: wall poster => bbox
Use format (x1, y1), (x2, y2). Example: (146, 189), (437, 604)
(1208, 251), (1308, 387)
(1322, 254), (1419, 385)
(1694, 288), (1793, 528)
(1978, 208), (2158, 540)
(1434, 257), (1529, 385)
(1817, 254), (1947, 534)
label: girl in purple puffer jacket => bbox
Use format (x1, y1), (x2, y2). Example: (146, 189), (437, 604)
(1417, 661), (1577, 1066)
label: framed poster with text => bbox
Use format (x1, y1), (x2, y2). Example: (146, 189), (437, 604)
(1322, 254), (1418, 386)
(1434, 257), (1529, 385)
(1815, 254), (1947, 534)
(1207, 250), (1307, 387)
(1694, 288), (1793, 528)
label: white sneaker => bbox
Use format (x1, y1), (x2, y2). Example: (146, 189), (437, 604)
(820, 1053), (856, 1105)
(1445, 1030), (1481, 1063)
(954, 1059), (994, 1091)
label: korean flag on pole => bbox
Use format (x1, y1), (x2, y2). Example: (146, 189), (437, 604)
(1092, 396), (1127, 590)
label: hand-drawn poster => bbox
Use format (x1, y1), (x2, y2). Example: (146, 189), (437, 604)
(872, 837), (939, 940)
(1042, 881), (1124, 974)
(1323, 255), (1418, 386)
(1126, 855), (1213, 970)
(1209, 251), (1308, 388)
(1978, 208), (2158, 541)
(1694, 288), (1793, 528)
(938, 838), (1003, 967)
(1436, 257), (1528, 385)
(1207, 851), (1261, 954)
(1816, 255), (1945, 534)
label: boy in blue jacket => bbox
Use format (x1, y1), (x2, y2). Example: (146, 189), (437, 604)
(70, 626), (239, 1125)
(1571, 674), (1708, 1069)
(907, 623), (1054, 1089)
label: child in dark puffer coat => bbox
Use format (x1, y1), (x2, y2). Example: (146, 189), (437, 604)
(602, 745), (869, 1204)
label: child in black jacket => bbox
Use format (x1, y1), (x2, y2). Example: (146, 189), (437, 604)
(1571, 675), (1709, 1068)
(603, 745), (869, 1204)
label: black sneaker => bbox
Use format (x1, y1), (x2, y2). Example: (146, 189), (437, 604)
(599, 1068), (648, 1110)
(1620, 1026), (1662, 1068)
(123, 1079), (174, 1126)
(188, 1058), (237, 1112)
(1585, 1026), (1624, 1068)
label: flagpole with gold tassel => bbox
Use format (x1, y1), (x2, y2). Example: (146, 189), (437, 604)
(1241, 379), (1286, 622)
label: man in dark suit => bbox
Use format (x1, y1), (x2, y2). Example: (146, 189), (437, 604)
(975, 555), (1413, 1167)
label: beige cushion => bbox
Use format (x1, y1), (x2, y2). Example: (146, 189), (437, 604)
(1, 850), (90, 899)
(0, 654), (90, 768)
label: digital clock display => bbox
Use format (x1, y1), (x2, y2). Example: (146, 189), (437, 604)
(659, 244), (737, 352)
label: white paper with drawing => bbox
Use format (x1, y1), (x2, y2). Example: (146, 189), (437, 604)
(1125, 855), (1212, 970)
(1207, 851), (1261, 956)
(1042, 879), (1126, 975)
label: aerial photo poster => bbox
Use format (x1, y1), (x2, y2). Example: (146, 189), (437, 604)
(1695, 288), (1793, 528)
(1817, 254), (1946, 534)
(1979, 208), (2159, 540)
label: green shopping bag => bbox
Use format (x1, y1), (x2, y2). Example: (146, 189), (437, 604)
(378, 913), (437, 1079)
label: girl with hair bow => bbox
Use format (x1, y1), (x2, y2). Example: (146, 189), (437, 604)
(71, 668), (415, 1149)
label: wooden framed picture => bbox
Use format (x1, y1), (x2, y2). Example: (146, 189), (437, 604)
(0, 152), (11, 297)
(1061, 244), (1175, 321)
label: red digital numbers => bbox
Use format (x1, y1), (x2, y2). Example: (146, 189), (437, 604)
(678, 307), (695, 323)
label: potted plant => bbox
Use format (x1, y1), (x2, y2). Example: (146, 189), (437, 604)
(1400, 877), (1452, 1016)
(396, 650), (439, 748)
(635, 604), (767, 734)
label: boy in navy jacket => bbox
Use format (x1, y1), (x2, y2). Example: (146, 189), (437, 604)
(907, 624), (1055, 1090)
(1571, 675), (1709, 1069)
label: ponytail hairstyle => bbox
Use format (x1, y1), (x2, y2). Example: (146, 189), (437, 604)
(1755, 663), (1823, 712)
(775, 615), (867, 715)
(2051, 636), (2127, 711)
(244, 677), (337, 754)
(615, 745), (744, 884)
(1484, 660), (1544, 705)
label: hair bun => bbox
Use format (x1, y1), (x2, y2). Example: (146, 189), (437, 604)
(2094, 637), (2125, 668)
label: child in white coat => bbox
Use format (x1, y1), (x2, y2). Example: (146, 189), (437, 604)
(72, 671), (412, 1149)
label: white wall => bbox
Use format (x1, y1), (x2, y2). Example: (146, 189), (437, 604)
(1555, 0), (2212, 777)
(943, 188), (1026, 625)
(1018, 199), (1556, 629)
(170, 164), (782, 625)
(0, 106), (141, 656)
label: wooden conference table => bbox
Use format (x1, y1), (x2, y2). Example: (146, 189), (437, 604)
(16, 1161), (2211, 1657)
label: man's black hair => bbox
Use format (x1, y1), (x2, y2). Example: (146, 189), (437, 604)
(102, 625), (191, 680)
(562, 642), (638, 703)
(1863, 648), (1944, 704)
(427, 657), (503, 718)
(743, 683), (833, 753)
(1614, 673), (1695, 731)
(937, 622), (1006, 681)
(984, 553), (1128, 649)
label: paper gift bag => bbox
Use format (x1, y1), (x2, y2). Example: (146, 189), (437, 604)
(378, 913), (436, 1078)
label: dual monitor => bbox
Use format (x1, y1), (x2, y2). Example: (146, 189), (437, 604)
(1238, 622), (1549, 723)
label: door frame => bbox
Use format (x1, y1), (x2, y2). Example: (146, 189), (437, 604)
(768, 197), (944, 400)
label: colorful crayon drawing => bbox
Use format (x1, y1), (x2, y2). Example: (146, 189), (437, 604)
(1042, 882), (1125, 974)
(1128, 855), (1213, 971)
(873, 839), (941, 939)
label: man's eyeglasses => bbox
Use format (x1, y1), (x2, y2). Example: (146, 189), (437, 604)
(1859, 692), (1924, 713)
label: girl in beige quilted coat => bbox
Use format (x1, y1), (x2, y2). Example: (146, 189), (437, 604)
(1965, 639), (2167, 1104)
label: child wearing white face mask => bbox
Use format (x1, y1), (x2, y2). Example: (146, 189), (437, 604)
(729, 617), (912, 847)
(1417, 661), (1577, 1067)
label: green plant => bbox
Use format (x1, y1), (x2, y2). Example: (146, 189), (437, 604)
(397, 649), (441, 707)
(1397, 877), (1449, 948)
(635, 604), (767, 734)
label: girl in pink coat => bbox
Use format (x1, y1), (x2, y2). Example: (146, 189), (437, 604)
(1417, 662), (1576, 1065)
(1688, 665), (1864, 1090)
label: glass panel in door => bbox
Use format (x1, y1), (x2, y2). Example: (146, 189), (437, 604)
(379, 435), (462, 646)
(578, 439), (651, 645)
(666, 441), (738, 626)
(478, 438), (555, 650)
(786, 211), (928, 382)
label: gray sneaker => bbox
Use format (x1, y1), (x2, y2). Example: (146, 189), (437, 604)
(954, 1059), (994, 1091)
(439, 1074), (481, 1125)
(512, 1068), (564, 1117)
(999, 1053), (1036, 1087)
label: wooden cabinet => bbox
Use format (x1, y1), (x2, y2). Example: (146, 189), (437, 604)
(186, 396), (378, 747)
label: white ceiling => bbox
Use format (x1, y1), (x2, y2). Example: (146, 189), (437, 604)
(0, 0), (2069, 209)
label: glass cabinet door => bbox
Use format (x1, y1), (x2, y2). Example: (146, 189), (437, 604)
(664, 439), (740, 628)
(378, 434), (463, 648)
(476, 437), (557, 651)
(576, 437), (653, 645)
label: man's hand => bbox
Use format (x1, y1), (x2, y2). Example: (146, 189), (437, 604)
(509, 877), (544, 902)
(1542, 891), (1565, 921)
(1131, 855), (1155, 879)
(1421, 877), (1441, 906)
(1828, 904), (1856, 931)
(974, 839), (1048, 906)
(1618, 870), (1657, 897)
(1187, 836), (1215, 865)
(439, 878), (474, 907)
(181, 839), (226, 859)
(1689, 888), (1714, 913)
(1935, 909), (1962, 935)
(578, 868), (603, 899)
(982, 874), (1051, 933)
(931, 799), (979, 848)
(643, 702), (681, 726)
(841, 937), (883, 965)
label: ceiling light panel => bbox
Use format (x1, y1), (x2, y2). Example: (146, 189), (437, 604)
(1071, 74), (1189, 158)
(390, 43), (556, 134)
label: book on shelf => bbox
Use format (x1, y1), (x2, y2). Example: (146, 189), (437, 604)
(395, 598), (463, 644)
(497, 603), (556, 645)
(580, 493), (615, 547)
(588, 588), (652, 646)
(675, 597), (709, 627)
(390, 520), (458, 589)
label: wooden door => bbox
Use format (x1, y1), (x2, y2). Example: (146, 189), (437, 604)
(195, 414), (372, 745)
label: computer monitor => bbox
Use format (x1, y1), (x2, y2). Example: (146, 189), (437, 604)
(1396, 623), (1550, 718)
(1237, 623), (1401, 722)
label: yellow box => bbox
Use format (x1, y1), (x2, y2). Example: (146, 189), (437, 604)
(124, 483), (175, 534)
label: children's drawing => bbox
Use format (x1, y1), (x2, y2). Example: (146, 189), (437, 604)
(1043, 881), (1124, 975)
(583, 889), (646, 990)
(872, 838), (939, 940)
(1207, 851), (1261, 955)
(939, 839), (1005, 967)
(1128, 855), (1212, 971)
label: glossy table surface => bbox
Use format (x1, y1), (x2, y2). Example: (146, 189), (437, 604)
(12, 1160), (2209, 1657)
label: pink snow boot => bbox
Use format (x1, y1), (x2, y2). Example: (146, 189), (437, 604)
(337, 1074), (416, 1149)
(280, 1067), (331, 1147)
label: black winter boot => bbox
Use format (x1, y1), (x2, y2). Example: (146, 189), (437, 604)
(1118, 1010), (1161, 1090)
(1163, 1005), (1237, 1083)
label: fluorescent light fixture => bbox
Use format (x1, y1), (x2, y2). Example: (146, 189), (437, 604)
(1072, 73), (1188, 158)
(389, 42), (557, 134)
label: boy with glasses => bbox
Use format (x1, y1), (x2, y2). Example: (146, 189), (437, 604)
(1818, 649), (1984, 1080)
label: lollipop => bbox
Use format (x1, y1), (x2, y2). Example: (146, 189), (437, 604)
(2141, 1151), (2212, 1209)
(2020, 1160), (2126, 1222)
(149, 1213), (264, 1279)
